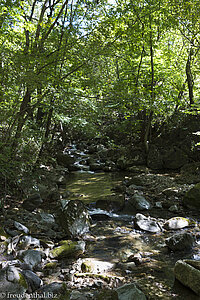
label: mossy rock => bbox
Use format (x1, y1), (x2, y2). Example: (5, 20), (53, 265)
(81, 261), (95, 273)
(183, 183), (200, 209)
(44, 262), (58, 269)
(164, 217), (196, 230)
(19, 273), (28, 289)
(50, 240), (85, 259)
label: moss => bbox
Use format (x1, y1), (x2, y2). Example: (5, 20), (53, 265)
(81, 261), (94, 273)
(19, 273), (28, 289)
(50, 240), (81, 258)
(44, 262), (57, 269)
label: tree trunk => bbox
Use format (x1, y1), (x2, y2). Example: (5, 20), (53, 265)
(186, 48), (194, 106)
(12, 88), (31, 150)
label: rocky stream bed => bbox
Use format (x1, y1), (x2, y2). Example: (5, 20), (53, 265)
(1, 144), (200, 299)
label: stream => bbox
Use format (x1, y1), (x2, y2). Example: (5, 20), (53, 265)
(60, 168), (200, 300)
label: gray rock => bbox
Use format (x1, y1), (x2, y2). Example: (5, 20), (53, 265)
(50, 240), (85, 259)
(37, 212), (56, 225)
(164, 217), (193, 230)
(116, 283), (146, 300)
(129, 194), (151, 210)
(22, 193), (43, 212)
(36, 282), (69, 299)
(183, 182), (200, 210)
(19, 236), (40, 249)
(56, 152), (75, 167)
(0, 266), (27, 299)
(166, 232), (195, 251)
(57, 200), (90, 238)
(135, 213), (161, 233)
(14, 221), (29, 234)
(22, 270), (43, 292)
(19, 250), (43, 269)
(174, 259), (200, 295)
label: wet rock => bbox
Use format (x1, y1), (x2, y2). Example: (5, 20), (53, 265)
(22, 270), (42, 292)
(95, 194), (125, 212)
(128, 194), (151, 210)
(50, 240), (85, 259)
(174, 259), (200, 295)
(0, 266), (27, 299)
(18, 250), (43, 269)
(183, 183), (200, 210)
(57, 200), (90, 238)
(166, 232), (195, 251)
(134, 213), (161, 233)
(116, 283), (146, 300)
(22, 193), (43, 212)
(81, 259), (114, 274)
(164, 217), (195, 230)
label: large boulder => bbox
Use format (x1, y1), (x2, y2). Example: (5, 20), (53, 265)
(164, 217), (195, 230)
(18, 249), (43, 269)
(183, 183), (200, 210)
(163, 148), (188, 169)
(134, 213), (161, 233)
(50, 240), (85, 259)
(22, 193), (43, 212)
(166, 232), (195, 251)
(56, 152), (75, 168)
(36, 282), (70, 299)
(0, 266), (28, 299)
(116, 283), (146, 300)
(128, 194), (151, 211)
(57, 200), (90, 238)
(174, 259), (200, 295)
(22, 270), (42, 292)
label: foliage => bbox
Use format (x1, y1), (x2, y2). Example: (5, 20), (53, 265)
(1, 0), (200, 189)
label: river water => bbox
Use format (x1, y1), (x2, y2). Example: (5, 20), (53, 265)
(61, 170), (200, 299)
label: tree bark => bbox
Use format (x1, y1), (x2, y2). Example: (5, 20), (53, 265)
(186, 48), (194, 105)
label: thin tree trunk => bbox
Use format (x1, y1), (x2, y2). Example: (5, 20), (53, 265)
(144, 17), (154, 154)
(186, 48), (194, 105)
(12, 88), (31, 150)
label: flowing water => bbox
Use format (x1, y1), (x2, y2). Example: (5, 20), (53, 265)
(62, 169), (200, 299)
